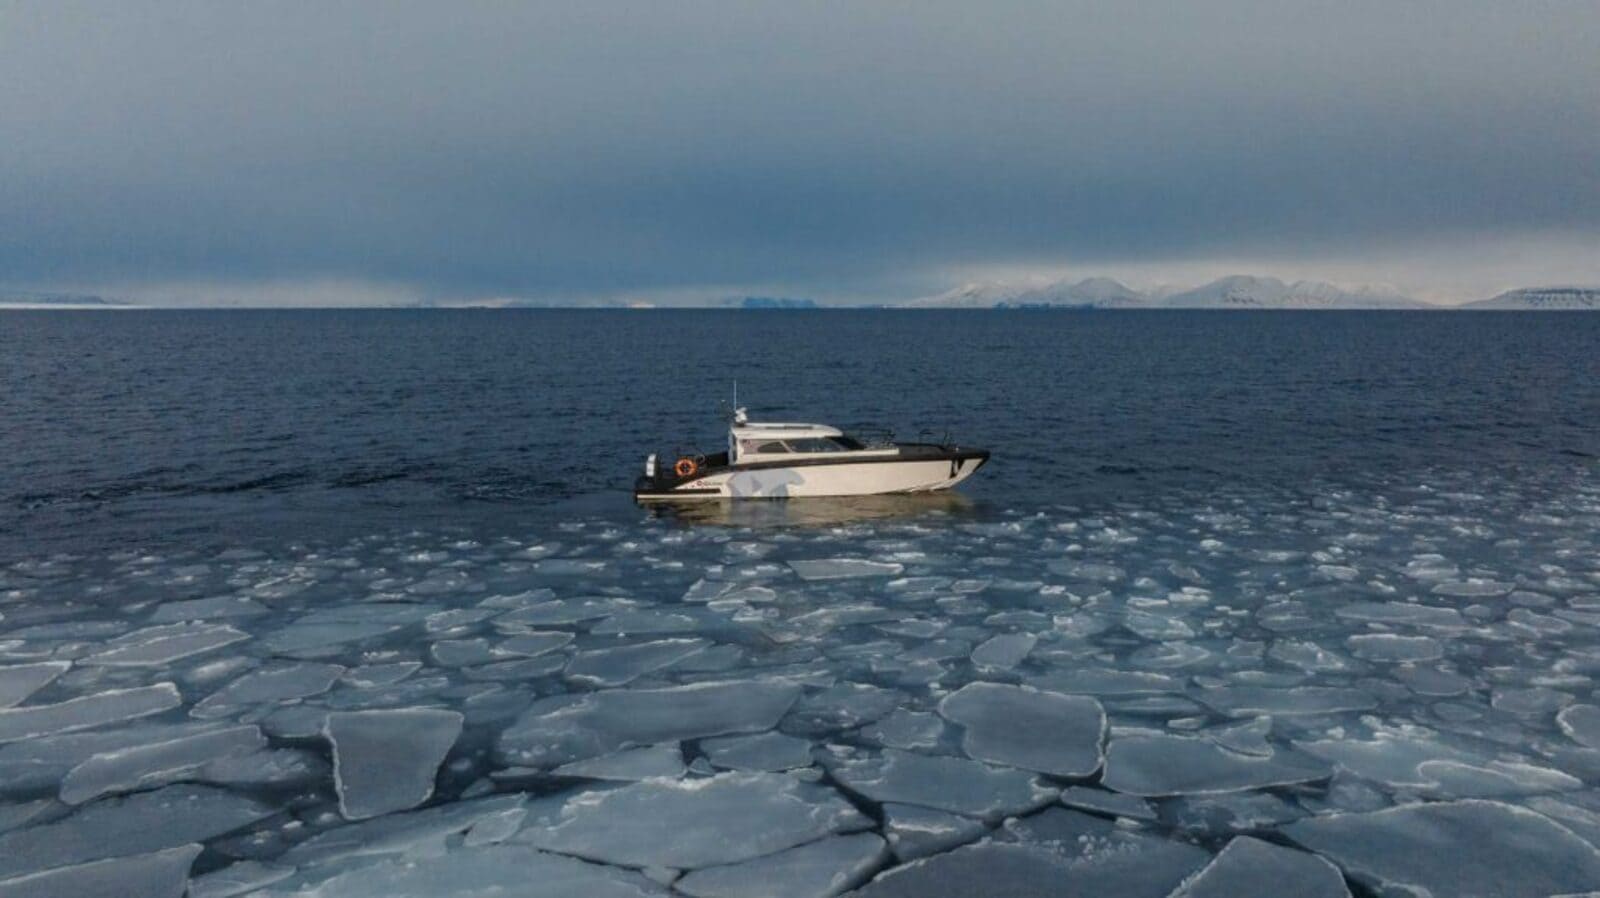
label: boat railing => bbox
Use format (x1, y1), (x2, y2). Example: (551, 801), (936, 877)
(843, 425), (957, 448)
(845, 426), (896, 449)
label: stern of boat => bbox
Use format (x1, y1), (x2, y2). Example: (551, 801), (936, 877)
(633, 451), (729, 500)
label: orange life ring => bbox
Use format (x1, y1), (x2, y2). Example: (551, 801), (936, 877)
(674, 457), (698, 478)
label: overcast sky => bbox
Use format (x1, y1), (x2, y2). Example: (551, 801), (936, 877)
(2, 1), (1597, 305)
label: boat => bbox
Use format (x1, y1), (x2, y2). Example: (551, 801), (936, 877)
(634, 408), (989, 500)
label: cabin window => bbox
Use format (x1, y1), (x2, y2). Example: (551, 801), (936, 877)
(743, 440), (791, 454)
(786, 437), (858, 453)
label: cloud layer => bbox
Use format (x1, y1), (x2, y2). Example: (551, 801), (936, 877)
(2, 2), (1597, 304)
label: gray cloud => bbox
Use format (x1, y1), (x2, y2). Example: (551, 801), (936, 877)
(2, 1), (1597, 303)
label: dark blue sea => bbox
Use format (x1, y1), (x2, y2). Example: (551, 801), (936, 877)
(5, 310), (1596, 555)
(2, 310), (1599, 895)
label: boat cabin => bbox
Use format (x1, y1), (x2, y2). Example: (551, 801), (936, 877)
(635, 405), (989, 499)
(729, 421), (883, 465)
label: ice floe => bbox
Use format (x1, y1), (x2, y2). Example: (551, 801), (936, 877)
(519, 771), (869, 869)
(1285, 799), (1600, 897)
(81, 622), (248, 667)
(1101, 734), (1330, 796)
(268, 844), (665, 898)
(497, 679), (800, 767)
(1058, 785), (1156, 821)
(0, 843), (201, 898)
(1207, 716), (1274, 757)
(59, 723), (265, 803)
(188, 860), (294, 898)
(969, 633), (1036, 669)
(1170, 836), (1350, 898)
(1027, 668), (1183, 695)
(150, 595), (269, 623)
(1194, 685), (1377, 717)
(789, 559), (904, 580)
(702, 731), (814, 771)
(0, 682), (181, 742)
(821, 746), (1057, 820)
(1332, 601), (1468, 631)
(192, 662), (344, 717)
(675, 832), (887, 898)
(880, 803), (988, 861)
(0, 784), (273, 879)
(552, 743), (685, 780)
(999, 808), (1210, 890)
(565, 638), (710, 687)
(277, 793), (526, 867)
(261, 621), (400, 656)
(1559, 704), (1600, 749)
(0, 661), (69, 708)
(1346, 633), (1443, 662)
(495, 630), (573, 657)
(0, 799), (53, 834)
(786, 682), (902, 736)
(1294, 724), (1564, 795)
(937, 682), (1104, 777)
(857, 816), (1208, 898)
(325, 709), (463, 819)
(0, 721), (221, 794)
(853, 842), (1077, 898)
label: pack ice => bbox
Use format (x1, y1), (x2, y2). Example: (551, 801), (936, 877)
(0, 464), (1596, 895)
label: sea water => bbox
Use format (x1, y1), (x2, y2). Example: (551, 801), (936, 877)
(1, 309), (1597, 895)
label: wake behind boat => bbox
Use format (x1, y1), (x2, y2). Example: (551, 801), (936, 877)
(635, 408), (989, 500)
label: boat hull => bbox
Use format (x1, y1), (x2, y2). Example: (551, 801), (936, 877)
(635, 449), (988, 500)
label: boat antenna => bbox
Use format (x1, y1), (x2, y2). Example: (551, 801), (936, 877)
(731, 381), (748, 425)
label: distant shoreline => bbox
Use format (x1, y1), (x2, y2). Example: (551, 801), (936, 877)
(0, 303), (152, 310)
(6, 280), (1595, 311)
(4, 304), (1595, 312)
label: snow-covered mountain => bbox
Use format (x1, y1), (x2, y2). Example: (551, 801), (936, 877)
(1459, 287), (1600, 310)
(1003, 277), (1147, 308)
(903, 282), (1039, 308)
(905, 277), (1147, 308)
(903, 274), (1433, 309)
(0, 291), (125, 306)
(891, 277), (1600, 311)
(1158, 276), (1429, 310)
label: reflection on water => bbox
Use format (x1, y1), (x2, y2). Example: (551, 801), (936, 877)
(642, 491), (978, 527)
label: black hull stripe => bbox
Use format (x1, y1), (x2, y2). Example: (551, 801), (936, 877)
(634, 450), (988, 495)
(693, 447), (986, 475)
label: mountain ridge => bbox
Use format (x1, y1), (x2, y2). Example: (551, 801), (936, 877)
(903, 276), (1600, 310)
(0, 291), (125, 307)
(1459, 287), (1600, 310)
(1157, 276), (1429, 310)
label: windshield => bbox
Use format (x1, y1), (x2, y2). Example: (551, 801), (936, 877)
(785, 437), (864, 453)
(740, 440), (791, 455)
(736, 435), (866, 459)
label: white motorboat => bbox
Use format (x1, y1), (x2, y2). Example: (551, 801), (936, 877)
(634, 408), (989, 500)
